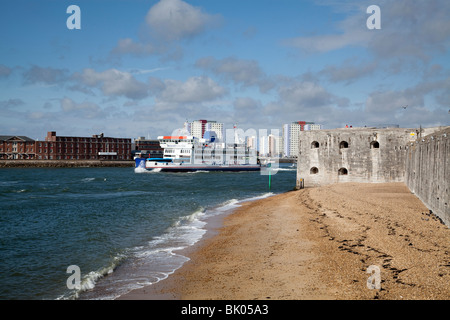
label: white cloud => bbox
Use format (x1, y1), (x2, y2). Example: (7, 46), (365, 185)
(73, 68), (148, 100)
(111, 0), (221, 60)
(365, 77), (450, 117)
(0, 98), (25, 110)
(111, 38), (159, 56)
(156, 76), (227, 103)
(319, 59), (378, 84)
(285, 0), (450, 62)
(0, 64), (12, 77)
(145, 0), (220, 41)
(277, 81), (334, 109)
(23, 65), (69, 85)
(195, 56), (275, 93)
(232, 97), (269, 127)
(60, 97), (106, 119)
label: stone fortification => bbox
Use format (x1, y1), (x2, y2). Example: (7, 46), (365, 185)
(296, 126), (449, 226)
(296, 127), (417, 187)
(405, 127), (449, 226)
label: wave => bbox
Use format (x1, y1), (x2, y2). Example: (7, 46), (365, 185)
(0, 180), (19, 186)
(70, 207), (207, 300)
(134, 167), (163, 173)
(73, 192), (276, 300)
(134, 166), (148, 173)
(186, 170), (209, 174)
(58, 253), (127, 300)
(242, 192), (274, 202)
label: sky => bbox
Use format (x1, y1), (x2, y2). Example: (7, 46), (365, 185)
(1, 0), (449, 140)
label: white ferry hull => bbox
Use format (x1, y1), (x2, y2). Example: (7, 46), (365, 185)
(135, 158), (260, 172)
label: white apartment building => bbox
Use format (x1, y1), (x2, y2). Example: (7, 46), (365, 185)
(282, 124), (291, 157)
(246, 136), (257, 150)
(185, 120), (224, 141)
(282, 121), (323, 157)
(304, 124), (323, 131)
(205, 121), (224, 141)
(259, 133), (282, 157)
(289, 123), (302, 157)
(268, 134), (282, 157)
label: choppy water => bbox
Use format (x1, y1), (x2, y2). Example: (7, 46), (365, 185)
(0, 164), (296, 300)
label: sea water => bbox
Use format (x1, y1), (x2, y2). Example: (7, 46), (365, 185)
(0, 164), (296, 300)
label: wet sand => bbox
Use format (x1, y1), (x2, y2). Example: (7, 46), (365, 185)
(119, 182), (450, 300)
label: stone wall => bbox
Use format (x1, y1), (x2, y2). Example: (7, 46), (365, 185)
(296, 127), (416, 188)
(405, 127), (450, 226)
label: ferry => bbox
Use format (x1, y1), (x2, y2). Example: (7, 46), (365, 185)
(135, 132), (261, 172)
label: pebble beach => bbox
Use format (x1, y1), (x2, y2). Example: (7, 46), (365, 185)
(119, 182), (450, 300)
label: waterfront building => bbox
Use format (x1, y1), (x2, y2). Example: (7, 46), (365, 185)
(268, 134), (281, 157)
(282, 121), (322, 157)
(282, 124), (290, 157)
(185, 120), (224, 140)
(258, 133), (281, 157)
(0, 135), (36, 159)
(36, 131), (131, 160)
(245, 136), (257, 151)
(205, 121), (224, 141)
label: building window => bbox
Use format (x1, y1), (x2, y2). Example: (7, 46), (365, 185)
(370, 141), (380, 149)
(310, 167), (319, 174)
(338, 167), (348, 175)
(311, 141), (319, 148)
(339, 141), (349, 149)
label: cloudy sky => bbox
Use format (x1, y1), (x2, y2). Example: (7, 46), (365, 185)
(1, 0), (449, 140)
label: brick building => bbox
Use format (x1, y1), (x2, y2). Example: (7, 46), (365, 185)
(0, 135), (36, 159)
(36, 131), (132, 160)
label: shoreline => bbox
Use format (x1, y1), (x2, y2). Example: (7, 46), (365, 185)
(118, 182), (450, 300)
(0, 160), (134, 168)
(116, 192), (278, 300)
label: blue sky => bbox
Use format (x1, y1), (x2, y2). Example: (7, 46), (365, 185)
(1, 0), (449, 140)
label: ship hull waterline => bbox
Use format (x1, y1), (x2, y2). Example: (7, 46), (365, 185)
(135, 158), (261, 172)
